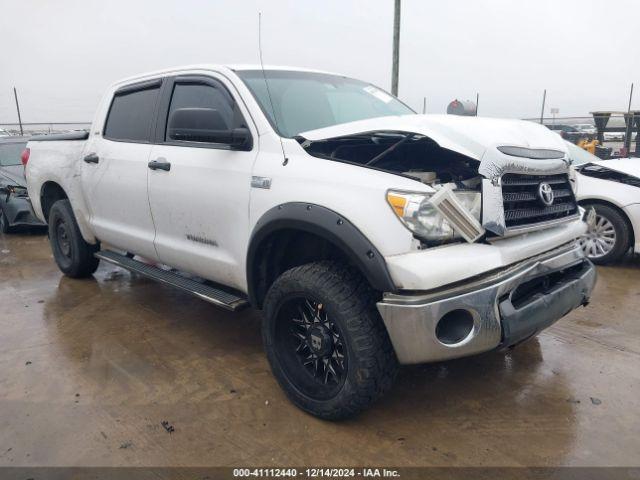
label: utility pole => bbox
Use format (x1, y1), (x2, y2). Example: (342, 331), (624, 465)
(475, 93), (479, 116)
(13, 87), (24, 136)
(539, 89), (546, 124)
(391, 0), (401, 96)
(628, 83), (634, 113)
(422, 97), (426, 114)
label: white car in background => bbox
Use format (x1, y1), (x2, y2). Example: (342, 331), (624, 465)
(568, 142), (640, 263)
(603, 131), (625, 141)
(574, 124), (597, 136)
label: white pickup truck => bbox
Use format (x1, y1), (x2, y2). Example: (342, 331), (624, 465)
(25, 65), (596, 420)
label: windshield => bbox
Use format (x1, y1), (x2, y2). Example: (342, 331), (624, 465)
(236, 70), (415, 138)
(0, 142), (26, 166)
(565, 141), (600, 166)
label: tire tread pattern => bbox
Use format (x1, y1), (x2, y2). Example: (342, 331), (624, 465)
(263, 260), (398, 420)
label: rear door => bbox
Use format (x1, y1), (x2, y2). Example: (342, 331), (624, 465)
(81, 79), (162, 260)
(147, 73), (258, 290)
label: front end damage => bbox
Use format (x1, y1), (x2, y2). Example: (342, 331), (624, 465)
(0, 184), (45, 229)
(377, 243), (595, 364)
(298, 121), (581, 242)
(298, 115), (595, 364)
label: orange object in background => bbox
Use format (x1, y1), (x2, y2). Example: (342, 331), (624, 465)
(578, 138), (598, 154)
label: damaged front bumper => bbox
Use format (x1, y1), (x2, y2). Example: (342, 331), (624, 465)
(377, 243), (596, 364)
(1, 196), (46, 228)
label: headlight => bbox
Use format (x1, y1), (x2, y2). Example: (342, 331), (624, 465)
(387, 189), (482, 243)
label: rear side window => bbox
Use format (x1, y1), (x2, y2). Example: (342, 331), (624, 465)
(166, 82), (245, 142)
(104, 86), (160, 142)
(0, 142), (27, 166)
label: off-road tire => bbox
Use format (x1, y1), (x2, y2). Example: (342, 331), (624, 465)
(48, 199), (99, 277)
(262, 261), (398, 420)
(582, 203), (631, 265)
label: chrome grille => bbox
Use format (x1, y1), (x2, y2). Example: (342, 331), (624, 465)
(501, 173), (578, 229)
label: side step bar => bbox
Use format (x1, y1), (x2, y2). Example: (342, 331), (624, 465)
(95, 250), (249, 311)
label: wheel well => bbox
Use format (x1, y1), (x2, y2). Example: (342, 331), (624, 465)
(250, 229), (359, 309)
(579, 199), (635, 247)
(40, 182), (68, 222)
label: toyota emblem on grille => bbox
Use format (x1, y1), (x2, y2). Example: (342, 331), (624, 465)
(538, 182), (555, 206)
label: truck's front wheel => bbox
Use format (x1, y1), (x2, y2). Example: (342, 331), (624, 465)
(49, 199), (99, 278)
(262, 261), (398, 420)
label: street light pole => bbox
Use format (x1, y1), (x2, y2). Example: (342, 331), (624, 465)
(391, 0), (401, 96)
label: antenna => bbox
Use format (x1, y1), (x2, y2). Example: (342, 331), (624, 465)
(258, 12), (287, 165)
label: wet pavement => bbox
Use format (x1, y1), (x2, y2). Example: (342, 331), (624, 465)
(0, 231), (639, 467)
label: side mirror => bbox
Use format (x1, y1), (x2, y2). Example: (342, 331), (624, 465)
(228, 127), (252, 150)
(167, 108), (252, 150)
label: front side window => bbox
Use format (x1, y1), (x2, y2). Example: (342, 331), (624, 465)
(236, 70), (414, 138)
(104, 86), (160, 142)
(0, 142), (27, 166)
(165, 82), (245, 143)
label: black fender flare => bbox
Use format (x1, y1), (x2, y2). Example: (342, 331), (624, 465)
(246, 203), (397, 307)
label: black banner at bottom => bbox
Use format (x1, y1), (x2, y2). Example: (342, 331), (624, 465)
(0, 467), (638, 480)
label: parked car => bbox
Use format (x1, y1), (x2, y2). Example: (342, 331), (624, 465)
(25, 65), (596, 419)
(546, 124), (584, 143)
(567, 142), (640, 263)
(0, 136), (46, 233)
(574, 123), (597, 136)
(604, 131), (625, 141)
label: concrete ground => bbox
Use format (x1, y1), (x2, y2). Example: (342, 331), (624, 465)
(1, 231), (639, 468)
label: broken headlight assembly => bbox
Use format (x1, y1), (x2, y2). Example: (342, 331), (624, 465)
(387, 186), (484, 244)
(3, 185), (29, 200)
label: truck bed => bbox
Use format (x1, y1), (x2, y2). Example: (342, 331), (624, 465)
(29, 131), (89, 142)
(25, 132), (92, 238)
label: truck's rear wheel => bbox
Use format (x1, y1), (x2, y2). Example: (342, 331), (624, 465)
(262, 261), (398, 420)
(49, 199), (99, 278)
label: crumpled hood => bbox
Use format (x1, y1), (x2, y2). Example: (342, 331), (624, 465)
(591, 158), (640, 178)
(299, 114), (568, 161)
(0, 165), (26, 187)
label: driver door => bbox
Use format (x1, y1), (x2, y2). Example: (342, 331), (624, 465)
(147, 74), (258, 291)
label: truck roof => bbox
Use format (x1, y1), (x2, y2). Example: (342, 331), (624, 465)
(111, 64), (343, 88)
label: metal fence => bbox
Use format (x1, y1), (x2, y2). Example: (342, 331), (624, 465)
(1, 116), (637, 159)
(522, 115), (638, 158)
(0, 122), (91, 136)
